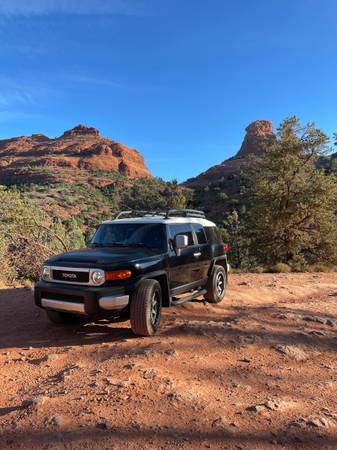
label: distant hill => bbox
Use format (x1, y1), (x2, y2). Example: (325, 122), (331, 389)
(0, 124), (151, 187)
(0, 125), (189, 228)
(0, 122), (335, 226)
(184, 120), (275, 188)
(184, 120), (337, 221)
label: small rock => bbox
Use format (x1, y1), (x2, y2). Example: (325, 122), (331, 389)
(143, 369), (156, 380)
(264, 400), (283, 411)
(274, 344), (308, 361)
(167, 392), (183, 402)
(44, 354), (60, 362)
(302, 315), (327, 325)
(212, 416), (226, 427)
(306, 417), (330, 428)
(96, 420), (114, 430)
(275, 313), (288, 320)
(309, 330), (326, 336)
(50, 416), (64, 427)
(239, 358), (251, 363)
(23, 395), (49, 407)
(131, 421), (141, 431)
(123, 363), (135, 369)
(164, 349), (177, 356)
(246, 404), (266, 413)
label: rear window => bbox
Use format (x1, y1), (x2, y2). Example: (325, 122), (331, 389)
(204, 226), (223, 244)
(191, 223), (207, 244)
(168, 223), (194, 246)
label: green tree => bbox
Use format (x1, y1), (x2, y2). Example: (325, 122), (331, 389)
(244, 117), (337, 269)
(0, 187), (85, 282)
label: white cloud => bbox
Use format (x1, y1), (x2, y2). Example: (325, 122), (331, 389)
(0, 111), (41, 123)
(0, 77), (36, 108)
(0, 0), (150, 17)
(0, 90), (33, 107)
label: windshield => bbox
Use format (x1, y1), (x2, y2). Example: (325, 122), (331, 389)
(91, 223), (166, 251)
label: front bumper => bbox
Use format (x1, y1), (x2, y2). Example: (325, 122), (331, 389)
(35, 281), (129, 316)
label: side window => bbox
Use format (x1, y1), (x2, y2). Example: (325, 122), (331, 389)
(168, 224), (194, 247)
(191, 223), (207, 244)
(204, 226), (223, 244)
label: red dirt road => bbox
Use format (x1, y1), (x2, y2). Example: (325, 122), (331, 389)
(0, 273), (337, 450)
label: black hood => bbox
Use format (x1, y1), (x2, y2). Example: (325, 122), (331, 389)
(47, 246), (159, 266)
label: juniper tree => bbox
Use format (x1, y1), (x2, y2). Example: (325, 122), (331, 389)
(243, 117), (337, 269)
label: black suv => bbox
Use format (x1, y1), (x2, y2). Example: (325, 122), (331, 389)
(35, 209), (229, 336)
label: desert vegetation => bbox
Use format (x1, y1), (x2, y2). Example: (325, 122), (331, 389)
(0, 117), (336, 285)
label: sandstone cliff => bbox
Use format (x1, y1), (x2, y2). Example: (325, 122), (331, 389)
(184, 120), (275, 188)
(0, 125), (151, 185)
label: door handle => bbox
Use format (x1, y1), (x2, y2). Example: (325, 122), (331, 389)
(193, 252), (201, 257)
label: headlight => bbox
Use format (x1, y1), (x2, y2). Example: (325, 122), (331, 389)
(42, 266), (52, 281)
(91, 269), (105, 285)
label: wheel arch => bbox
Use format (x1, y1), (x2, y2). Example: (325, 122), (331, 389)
(135, 271), (171, 307)
(208, 256), (228, 278)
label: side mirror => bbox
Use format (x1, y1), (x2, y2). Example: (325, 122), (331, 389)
(174, 234), (189, 255)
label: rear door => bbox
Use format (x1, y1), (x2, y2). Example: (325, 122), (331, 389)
(191, 223), (211, 280)
(167, 223), (198, 292)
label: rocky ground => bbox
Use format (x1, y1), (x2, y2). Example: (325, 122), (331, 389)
(0, 273), (337, 450)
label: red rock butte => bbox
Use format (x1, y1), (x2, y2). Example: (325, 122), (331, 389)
(184, 120), (275, 188)
(0, 125), (151, 185)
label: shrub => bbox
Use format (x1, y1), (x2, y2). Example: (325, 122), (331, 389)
(307, 263), (336, 273)
(269, 263), (292, 273)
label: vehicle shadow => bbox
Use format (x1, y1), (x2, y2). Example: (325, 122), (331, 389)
(0, 287), (135, 350)
(1, 424), (337, 450)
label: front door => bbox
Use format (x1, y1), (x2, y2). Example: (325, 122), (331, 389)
(168, 223), (205, 293)
(167, 223), (196, 291)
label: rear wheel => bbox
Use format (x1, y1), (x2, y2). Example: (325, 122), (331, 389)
(130, 279), (162, 336)
(46, 310), (79, 324)
(204, 265), (227, 304)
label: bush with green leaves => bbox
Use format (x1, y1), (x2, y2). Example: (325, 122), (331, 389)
(0, 187), (85, 283)
(243, 117), (337, 269)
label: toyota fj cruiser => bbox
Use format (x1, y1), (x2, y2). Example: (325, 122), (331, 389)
(35, 209), (229, 336)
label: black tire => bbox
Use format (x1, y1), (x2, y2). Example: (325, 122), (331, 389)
(204, 265), (227, 304)
(46, 310), (78, 324)
(130, 279), (162, 336)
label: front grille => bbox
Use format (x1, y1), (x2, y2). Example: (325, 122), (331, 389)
(52, 269), (89, 283)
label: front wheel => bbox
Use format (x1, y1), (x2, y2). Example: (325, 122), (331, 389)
(204, 265), (227, 304)
(130, 279), (162, 336)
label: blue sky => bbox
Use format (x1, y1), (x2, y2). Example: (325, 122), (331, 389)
(0, 0), (337, 181)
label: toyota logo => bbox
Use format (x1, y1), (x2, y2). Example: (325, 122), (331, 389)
(62, 273), (77, 279)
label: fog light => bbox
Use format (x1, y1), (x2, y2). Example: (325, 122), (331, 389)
(91, 269), (105, 285)
(42, 266), (52, 281)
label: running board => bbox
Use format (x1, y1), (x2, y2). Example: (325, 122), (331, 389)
(171, 289), (207, 306)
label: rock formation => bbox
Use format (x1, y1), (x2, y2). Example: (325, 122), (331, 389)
(184, 120), (275, 187)
(0, 125), (151, 185)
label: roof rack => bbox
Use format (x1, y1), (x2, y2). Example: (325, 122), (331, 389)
(165, 209), (206, 219)
(115, 210), (165, 219)
(115, 209), (206, 220)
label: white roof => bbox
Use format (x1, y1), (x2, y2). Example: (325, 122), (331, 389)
(102, 216), (216, 227)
